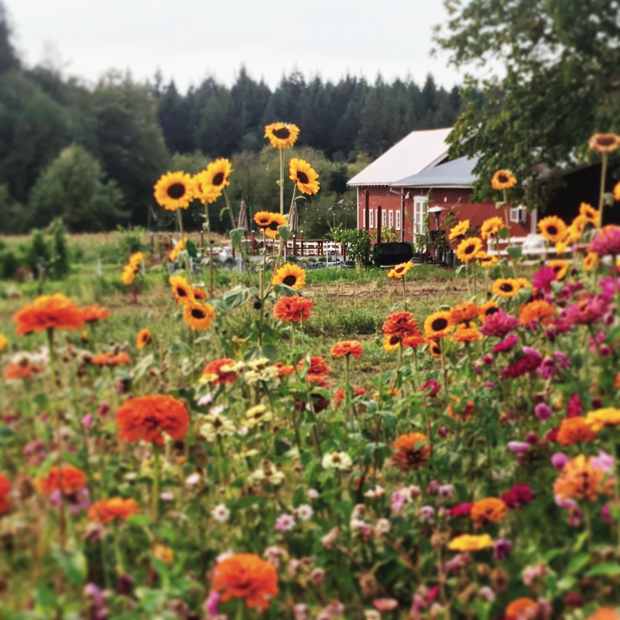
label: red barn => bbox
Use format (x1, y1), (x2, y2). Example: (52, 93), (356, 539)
(348, 128), (537, 251)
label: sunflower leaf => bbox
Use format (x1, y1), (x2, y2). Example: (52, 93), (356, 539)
(229, 228), (245, 247)
(273, 284), (297, 297)
(278, 225), (292, 242)
(185, 240), (198, 258)
(507, 245), (522, 261)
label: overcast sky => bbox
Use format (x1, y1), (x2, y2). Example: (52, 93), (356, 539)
(6, 0), (470, 92)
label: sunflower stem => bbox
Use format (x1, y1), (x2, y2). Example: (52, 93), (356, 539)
(598, 152), (607, 229)
(279, 148), (284, 215)
(203, 204), (215, 298)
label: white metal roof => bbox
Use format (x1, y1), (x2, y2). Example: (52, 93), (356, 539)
(347, 127), (452, 187)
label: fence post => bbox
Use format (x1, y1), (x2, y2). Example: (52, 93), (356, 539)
(301, 232), (305, 257)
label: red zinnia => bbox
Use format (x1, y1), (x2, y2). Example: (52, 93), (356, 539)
(88, 497), (141, 524)
(14, 294), (85, 336)
(115, 395), (189, 445)
(273, 297), (314, 323)
(81, 304), (110, 323)
(201, 358), (237, 386)
(296, 356), (329, 376)
(334, 386), (366, 407)
(38, 465), (87, 496)
(330, 340), (363, 358)
(0, 474), (11, 516)
(91, 352), (132, 367)
(382, 311), (419, 338)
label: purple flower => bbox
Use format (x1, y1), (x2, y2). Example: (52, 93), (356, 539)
(422, 380), (440, 397)
(50, 487), (90, 515)
(563, 294), (610, 325)
(525, 433), (539, 444)
(484, 381), (496, 389)
(82, 413), (93, 428)
(97, 403), (109, 417)
(532, 267), (557, 294)
(493, 539), (512, 560)
(275, 514), (296, 531)
(482, 354), (494, 366)
(391, 491), (406, 514)
(551, 452), (569, 471)
(472, 361), (482, 376)
(508, 441), (530, 453)
(427, 479), (441, 494)
(493, 334), (519, 354)
(419, 506), (435, 522)
(600, 277), (620, 302)
(601, 499), (620, 525)
(567, 394), (582, 418)
(438, 427), (447, 438)
(535, 403), (552, 420)
(592, 451), (614, 472)
(439, 484), (454, 500)
(501, 484), (535, 509)
(553, 351), (570, 369)
(204, 591), (220, 618)
(480, 310), (520, 338)
(538, 357), (557, 379)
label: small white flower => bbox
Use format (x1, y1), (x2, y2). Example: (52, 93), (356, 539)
(124, 472), (137, 481)
(308, 489), (319, 499)
(321, 451), (352, 471)
(185, 473), (201, 486)
(364, 611), (381, 620)
(211, 503), (230, 522)
(197, 393), (213, 406)
(364, 485), (385, 499)
(296, 504), (314, 520)
(376, 518), (391, 534)
(209, 404), (225, 416)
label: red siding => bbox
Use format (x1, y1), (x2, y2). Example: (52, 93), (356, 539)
(356, 187), (404, 239)
(357, 186), (532, 246)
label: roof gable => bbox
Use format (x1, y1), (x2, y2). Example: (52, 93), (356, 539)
(391, 155), (480, 188)
(347, 127), (452, 187)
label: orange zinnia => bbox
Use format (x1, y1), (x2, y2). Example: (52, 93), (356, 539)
(213, 553), (279, 611)
(505, 597), (537, 620)
(553, 454), (614, 502)
(470, 498), (508, 525)
(557, 417), (597, 445)
(296, 356), (329, 376)
(519, 300), (556, 326)
(450, 302), (479, 325)
(88, 497), (140, 524)
(38, 465), (86, 495)
(273, 297), (314, 323)
(3, 359), (43, 380)
(81, 304), (110, 323)
(330, 340), (363, 359)
(13, 294), (85, 336)
(392, 432), (431, 471)
(0, 474), (11, 516)
(115, 395), (189, 445)
(382, 311), (420, 338)
(586, 609), (620, 620)
(447, 395), (476, 422)
(201, 358), (237, 386)
(91, 352), (132, 367)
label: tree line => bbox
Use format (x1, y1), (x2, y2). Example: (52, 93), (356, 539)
(0, 1), (464, 235)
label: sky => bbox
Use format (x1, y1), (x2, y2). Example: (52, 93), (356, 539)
(6, 0), (470, 91)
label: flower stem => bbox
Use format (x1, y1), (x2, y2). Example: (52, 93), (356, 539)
(279, 149), (284, 215)
(152, 445), (160, 523)
(598, 152), (607, 229)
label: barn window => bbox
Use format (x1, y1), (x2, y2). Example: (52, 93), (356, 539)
(395, 210), (401, 231)
(510, 207), (527, 224)
(369, 209), (374, 228)
(362, 209), (366, 228)
(382, 210), (387, 227)
(388, 210), (394, 228)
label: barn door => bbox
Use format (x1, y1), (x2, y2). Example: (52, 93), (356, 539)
(413, 196), (427, 236)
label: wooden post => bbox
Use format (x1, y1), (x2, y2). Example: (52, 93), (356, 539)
(150, 232), (154, 257)
(365, 190), (370, 233)
(200, 230), (204, 249)
(342, 243), (346, 262)
(301, 232), (305, 257)
(377, 206), (382, 245)
(400, 189), (405, 242)
(293, 235), (297, 256)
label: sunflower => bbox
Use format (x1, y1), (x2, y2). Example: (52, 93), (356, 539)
(169, 275), (194, 305)
(427, 340), (442, 358)
(254, 211), (273, 230)
(547, 259), (569, 280)
(272, 263), (306, 290)
(448, 220), (470, 241)
(456, 237), (483, 263)
(195, 159), (233, 200)
(450, 301), (479, 325)
(265, 212), (288, 239)
(169, 238), (186, 262)
(451, 323), (482, 343)
(13, 294), (85, 336)
(479, 301), (500, 322)
(264, 122), (300, 149)
(519, 300), (556, 325)
(387, 262), (413, 279)
(193, 287), (207, 301)
(136, 328), (151, 350)
(383, 334), (402, 351)
(579, 203), (601, 228)
(583, 252), (600, 271)
(615, 181), (620, 202)
(588, 133), (620, 153)
(423, 311), (453, 340)
(480, 216), (505, 240)
(183, 299), (216, 331)
(538, 216), (568, 244)
(476, 251), (498, 269)
(115, 394), (189, 445)
(289, 158), (320, 195)
(492, 278), (521, 298)
(154, 171), (195, 211)
(491, 170), (517, 190)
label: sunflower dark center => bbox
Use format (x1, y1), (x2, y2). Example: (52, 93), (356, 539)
(268, 220), (279, 230)
(498, 173), (509, 183)
(465, 244), (476, 255)
(212, 172), (225, 186)
(596, 135), (615, 146)
(273, 127), (291, 139)
(191, 308), (206, 319)
(486, 307), (500, 316)
(547, 226), (558, 236)
(390, 335), (400, 345)
(431, 318), (448, 331)
(500, 283), (514, 292)
(297, 171), (309, 184)
(141, 333), (150, 342)
(282, 275), (296, 286)
(168, 183), (186, 199)
(553, 265), (562, 273)
(177, 287), (187, 297)
(432, 344), (441, 354)
(396, 266), (404, 273)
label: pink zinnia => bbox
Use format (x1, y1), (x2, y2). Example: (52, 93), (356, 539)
(374, 598), (398, 611)
(449, 502), (473, 518)
(501, 483), (535, 509)
(532, 267), (557, 294)
(589, 225), (620, 255)
(480, 310), (520, 338)
(493, 334), (519, 354)
(421, 380), (440, 397)
(563, 294), (609, 325)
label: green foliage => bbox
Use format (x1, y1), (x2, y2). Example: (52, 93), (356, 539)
(48, 218), (70, 280)
(27, 229), (50, 278)
(435, 0), (620, 209)
(29, 145), (127, 231)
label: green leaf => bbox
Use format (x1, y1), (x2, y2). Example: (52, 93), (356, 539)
(495, 200), (506, 208)
(185, 240), (198, 258)
(507, 245), (522, 260)
(278, 225), (292, 242)
(585, 563), (620, 577)
(126, 514), (153, 526)
(52, 548), (87, 586)
(273, 283), (297, 297)
(497, 227), (509, 240)
(566, 552), (590, 574)
(219, 207), (228, 219)
(229, 228), (245, 247)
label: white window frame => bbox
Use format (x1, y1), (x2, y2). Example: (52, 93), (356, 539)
(510, 207), (527, 224)
(395, 210), (401, 231)
(362, 209), (366, 228)
(369, 209), (374, 228)
(388, 210), (394, 228)
(382, 209), (387, 227)
(413, 196), (427, 235)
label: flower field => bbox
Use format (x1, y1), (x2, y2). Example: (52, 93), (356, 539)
(1, 127), (620, 620)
